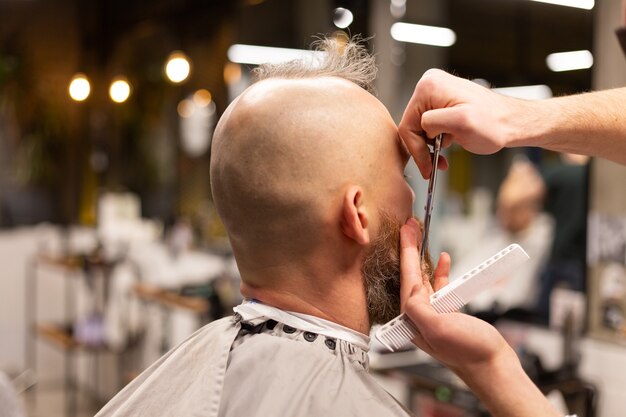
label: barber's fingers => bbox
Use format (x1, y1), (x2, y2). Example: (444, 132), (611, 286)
(399, 107), (452, 179)
(422, 106), (508, 156)
(432, 252), (451, 292)
(404, 295), (443, 353)
(398, 79), (440, 180)
(398, 127), (450, 179)
(421, 107), (468, 143)
(441, 134), (455, 149)
(398, 125), (433, 179)
(405, 317), (435, 353)
(434, 154), (449, 171)
(400, 218), (427, 312)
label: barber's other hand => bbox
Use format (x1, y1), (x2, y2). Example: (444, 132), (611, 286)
(399, 218), (513, 375)
(399, 69), (526, 179)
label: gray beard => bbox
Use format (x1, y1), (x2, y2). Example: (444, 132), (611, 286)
(361, 211), (433, 326)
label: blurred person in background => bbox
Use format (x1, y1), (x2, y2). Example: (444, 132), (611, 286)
(496, 158), (546, 236)
(462, 157), (551, 317)
(468, 155), (587, 323)
(96, 38), (560, 417)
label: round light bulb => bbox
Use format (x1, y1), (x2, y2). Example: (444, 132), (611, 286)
(165, 52), (191, 83)
(193, 89), (212, 107)
(223, 62), (242, 85)
(109, 77), (131, 103)
(69, 74), (91, 101)
(333, 7), (354, 29)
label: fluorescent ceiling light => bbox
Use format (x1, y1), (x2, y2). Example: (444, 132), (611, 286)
(546, 50), (593, 72)
(390, 22), (456, 47)
(530, 0), (594, 10)
(493, 85), (553, 100)
(227, 44), (324, 65)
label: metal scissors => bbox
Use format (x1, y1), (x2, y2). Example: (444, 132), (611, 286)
(419, 134), (443, 262)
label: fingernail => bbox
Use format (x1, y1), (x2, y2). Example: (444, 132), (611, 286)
(407, 218), (420, 227)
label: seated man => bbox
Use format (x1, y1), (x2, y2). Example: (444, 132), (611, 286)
(97, 38), (559, 417)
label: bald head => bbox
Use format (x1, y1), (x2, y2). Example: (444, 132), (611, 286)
(210, 77), (401, 258)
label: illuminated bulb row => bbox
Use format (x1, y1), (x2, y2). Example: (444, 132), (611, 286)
(69, 51), (192, 103)
(68, 74), (132, 103)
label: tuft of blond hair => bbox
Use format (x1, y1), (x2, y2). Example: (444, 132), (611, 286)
(252, 36), (377, 94)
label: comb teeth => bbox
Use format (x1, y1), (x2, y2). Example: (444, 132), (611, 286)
(431, 290), (465, 314)
(376, 315), (418, 351)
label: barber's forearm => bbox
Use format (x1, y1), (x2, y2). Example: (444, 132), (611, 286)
(453, 348), (561, 417)
(509, 88), (626, 166)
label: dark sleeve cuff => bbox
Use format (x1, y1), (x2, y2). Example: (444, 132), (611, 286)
(617, 26), (626, 57)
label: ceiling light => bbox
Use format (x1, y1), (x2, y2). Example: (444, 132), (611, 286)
(530, 0), (594, 10)
(227, 44), (324, 65)
(390, 0), (406, 18)
(109, 77), (131, 103)
(68, 73), (90, 102)
(390, 22), (456, 47)
(493, 85), (553, 100)
(165, 51), (191, 83)
(223, 62), (242, 85)
(333, 7), (354, 29)
(546, 50), (593, 72)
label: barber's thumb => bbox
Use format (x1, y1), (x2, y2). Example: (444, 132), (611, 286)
(421, 107), (463, 139)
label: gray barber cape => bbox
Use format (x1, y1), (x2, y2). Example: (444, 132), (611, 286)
(96, 300), (413, 417)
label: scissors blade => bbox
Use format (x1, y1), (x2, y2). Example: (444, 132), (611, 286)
(419, 134), (443, 262)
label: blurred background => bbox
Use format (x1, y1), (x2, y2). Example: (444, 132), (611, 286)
(1, 0), (626, 416)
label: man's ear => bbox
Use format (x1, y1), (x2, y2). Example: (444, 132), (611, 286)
(340, 186), (371, 246)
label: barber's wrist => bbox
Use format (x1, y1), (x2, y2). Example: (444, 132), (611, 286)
(502, 95), (548, 150)
(452, 346), (562, 417)
(506, 97), (562, 151)
(450, 344), (519, 385)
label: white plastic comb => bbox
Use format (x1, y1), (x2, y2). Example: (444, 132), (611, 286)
(375, 243), (529, 352)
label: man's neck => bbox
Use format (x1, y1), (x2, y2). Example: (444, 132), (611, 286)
(237, 256), (371, 334)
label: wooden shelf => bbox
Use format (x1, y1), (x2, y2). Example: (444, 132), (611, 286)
(36, 323), (109, 352)
(36, 254), (112, 272)
(133, 282), (209, 314)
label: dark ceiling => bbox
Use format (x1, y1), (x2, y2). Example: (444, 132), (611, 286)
(448, 0), (593, 95)
(0, 0), (593, 95)
(235, 0), (594, 94)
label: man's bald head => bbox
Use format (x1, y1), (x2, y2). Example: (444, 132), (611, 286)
(211, 76), (396, 255)
(210, 39), (407, 259)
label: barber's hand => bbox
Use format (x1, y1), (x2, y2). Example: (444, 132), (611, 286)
(399, 218), (513, 375)
(400, 219), (560, 417)
(398, 69), (525, 179)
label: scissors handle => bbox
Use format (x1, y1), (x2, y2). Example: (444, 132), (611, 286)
(419, 134), (443, 262)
